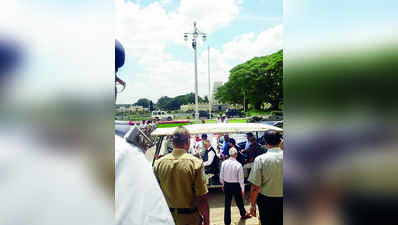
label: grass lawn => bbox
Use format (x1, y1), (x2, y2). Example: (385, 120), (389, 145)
(157, 118), (248, 127)
(202, 118), (247, 124)
(157, 122), (190, 128)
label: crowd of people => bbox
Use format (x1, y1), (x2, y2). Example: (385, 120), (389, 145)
(154, 127), (283, 225)
(216, 115), (229, 124)
(115, 40), (283, 225)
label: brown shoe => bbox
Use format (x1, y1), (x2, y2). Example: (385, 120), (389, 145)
(241, 213), (252, 219)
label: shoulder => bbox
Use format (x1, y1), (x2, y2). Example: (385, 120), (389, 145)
(233, 160), (242, 167)
(254, 153), (267, 163)
(183, 154), (204, 168)
(115, 135), (142, 167)
(154, 153), (172, 166)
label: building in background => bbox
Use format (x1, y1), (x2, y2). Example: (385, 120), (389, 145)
(129, 105), (149, 112)
(180, 104), (211, 112)
(212, 81), (223, 105)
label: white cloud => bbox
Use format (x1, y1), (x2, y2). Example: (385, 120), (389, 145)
(2, 1), (114, 103)
(115, 0), (282, 104)
(221, 24), (283, 63)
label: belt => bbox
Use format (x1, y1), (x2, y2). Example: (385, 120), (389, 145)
(169, 208), (198, 214)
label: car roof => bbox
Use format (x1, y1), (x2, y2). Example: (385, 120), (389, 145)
(151, 123), (283, 136)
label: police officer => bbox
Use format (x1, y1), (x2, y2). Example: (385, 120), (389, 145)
(114, 39), (174, 225)
(154, 126), (210, 225)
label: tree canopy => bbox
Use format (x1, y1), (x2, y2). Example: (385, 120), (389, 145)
(133, 98), (151, 108)
(215, 50), (283, 110)
(156, 92), (208, 111)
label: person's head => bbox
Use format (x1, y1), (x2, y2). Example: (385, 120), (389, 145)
(115, 39), (126, 101)
(263, 130), (282, 148)
(142, 120), (145, 124)
(246, 132), (254, 141)
(147, 120), (151, 124)
(0, 37), (21, 99)
(229, 147), (238, 158)
(201, 119), (205, 124)
(250, 136), (256, 143)
(201, 133), (208, 140)
(171, 126), (190, 150)
(224, 134), (229, 142)
(202, 139), (211, 149)
(229, 138), (236, 147)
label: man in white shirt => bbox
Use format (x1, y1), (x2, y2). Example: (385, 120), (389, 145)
(115, 40), (174, 225)
(248, 130), (283, 225)
(220, 148), (252, 225)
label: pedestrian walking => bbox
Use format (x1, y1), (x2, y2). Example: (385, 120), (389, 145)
(248, 130), (283, 225)
(220, 148), (252, 225)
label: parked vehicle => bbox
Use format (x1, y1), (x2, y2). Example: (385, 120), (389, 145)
(225, 108), (245, 118)
(151, 111), (174, 121)
(151, 123), (283, 188)
(191, 110), (211, 119)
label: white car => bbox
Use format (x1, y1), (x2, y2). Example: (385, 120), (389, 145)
(151, 111), (174, 121)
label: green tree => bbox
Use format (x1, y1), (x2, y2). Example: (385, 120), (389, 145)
(133, 98), (151, 108)
(156, 93), (206, 111)
(149, 101), (154, 111)
(215, 50), (283, 110)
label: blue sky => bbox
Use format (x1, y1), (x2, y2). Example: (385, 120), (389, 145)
(116, 0), (283, 104)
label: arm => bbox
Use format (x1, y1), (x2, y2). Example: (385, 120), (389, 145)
(239, 165), (244, 194)
(194, 162), (209, 224)
(247, 158), (262, 216)
(203, 150), (215, 167)
(219, 162), (224, 187)
(241, 148), (249, 154)
(196, 194), (210, 225)
(250, 184), (260, 216)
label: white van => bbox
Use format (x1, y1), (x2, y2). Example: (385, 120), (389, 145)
(151, 111), (174, 121)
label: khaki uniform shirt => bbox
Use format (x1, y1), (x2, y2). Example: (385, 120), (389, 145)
(154, 148), (208, 208)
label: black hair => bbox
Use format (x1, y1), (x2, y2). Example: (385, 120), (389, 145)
(115, 39), (125, 72)
(246, 132), (254, 137)
(172, 126), (190, 147)
(263, 130), (282, 146)
(229, 138), (236, 145)
(0, 38), (21, 75)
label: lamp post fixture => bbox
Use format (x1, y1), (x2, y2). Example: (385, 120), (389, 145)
(184, 21), (206, 123)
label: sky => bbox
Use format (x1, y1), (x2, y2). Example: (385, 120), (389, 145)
(4, 0), (396, 105)
(1, 0), (113, 103)
(115, 0), (283, 104)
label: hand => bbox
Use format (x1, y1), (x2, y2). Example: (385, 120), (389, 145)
(242, 191), (245, 197)
(201, 215), (210, 225)
(250, 205), (256, 217)
(222, 186), (224, 192)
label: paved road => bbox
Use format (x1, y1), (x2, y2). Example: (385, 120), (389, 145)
(208, 188), (260, 225)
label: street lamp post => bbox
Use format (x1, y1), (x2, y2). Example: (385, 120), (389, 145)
(243, 89), (246, 112)
(208, 46), (211, 120)
(184, 21), (206, 123)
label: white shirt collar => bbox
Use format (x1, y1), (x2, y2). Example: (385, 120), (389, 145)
(267, 147), (282, 152)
